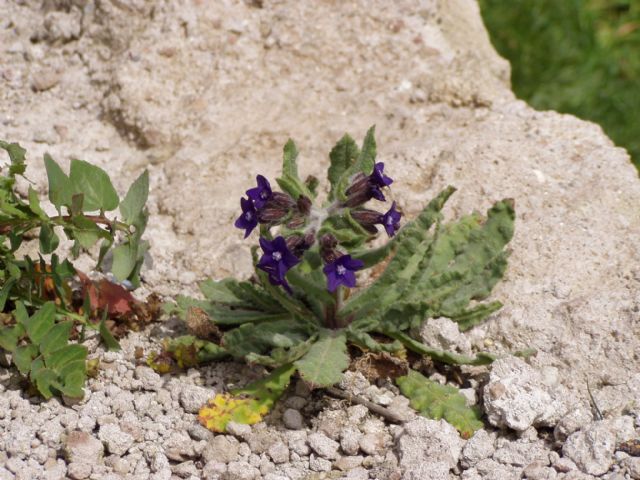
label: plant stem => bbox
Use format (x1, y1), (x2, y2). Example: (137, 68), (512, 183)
(325, 386), (404, 424)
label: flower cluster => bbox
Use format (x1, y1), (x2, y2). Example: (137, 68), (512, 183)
(235, 161), (401, 293)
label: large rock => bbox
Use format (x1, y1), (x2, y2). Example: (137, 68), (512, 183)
(1, 0), (639, 469)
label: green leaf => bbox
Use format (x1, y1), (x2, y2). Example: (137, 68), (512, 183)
(328, 134), (359, 201)
(276, 139), (313, 200)
(0, 324), (24, 352)
(199, 363), (296, 432)
(39, 321), (73, 355)
(120, 170), (149, 224)
(57, 360), (87, 397)
(13, 344), (39, 375)
(0, 278), (16, 311)
(387, 330), (497, 366)
(99, 314), (121, 351)
(44, 344), (88, 371)
(112, 241), (137, 281)
(69, 159), (119, 212)
(32, 367), (59, 399)
(199, 278), (246, 304)
(44, 153), (72, 210)
(23, 302), (56, 344)
(222, 319), (311, 360)
(70, 215), (106, 249)
(0, 140), (26, 176)
(294, 330), (349, 387)
(335, 126), (377, 201)
(28, 187), (47, 219)
(396, 369), (484, 438)
(39, 223), (59, 254)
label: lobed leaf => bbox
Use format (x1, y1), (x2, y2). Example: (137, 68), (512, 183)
(397, 369), (484, 438)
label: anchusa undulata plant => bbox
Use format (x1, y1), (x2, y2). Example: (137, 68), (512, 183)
(164, 127), (516, 437)
(0, 141), (151, 399)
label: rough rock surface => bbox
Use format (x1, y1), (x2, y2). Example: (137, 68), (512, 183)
(1, 0), (640, 479)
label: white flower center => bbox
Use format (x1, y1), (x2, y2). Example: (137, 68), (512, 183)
(336, 265), (346, 276)
(245, 211), (253, 220)
(386, 216), (394, 225)
(260, 191), (268, 199)
(272, 251), (282, 261)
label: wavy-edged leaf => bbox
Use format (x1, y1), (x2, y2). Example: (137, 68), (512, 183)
(387, 330), (496, 366)
(199, 363), (296, 432)
(328, 134), (359, 201)
(295, 330), (349, 387)
(397, 369), (483, 438)
(222, 319), (313, 360)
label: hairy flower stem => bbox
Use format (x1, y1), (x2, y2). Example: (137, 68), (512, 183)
(0, 215), (131, 235)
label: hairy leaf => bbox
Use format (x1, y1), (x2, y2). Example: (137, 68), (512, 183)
(328, 134), (359, 201)
(397, 369), (483, 438)
(222, 319), (312, 360)
(276, 139), (313, 200)
(295, 330), (349, 387)
(23, 302), (56, 344)
(199, 363), (296, 432)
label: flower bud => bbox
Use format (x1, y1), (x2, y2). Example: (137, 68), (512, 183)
(350, 208), (383, 234)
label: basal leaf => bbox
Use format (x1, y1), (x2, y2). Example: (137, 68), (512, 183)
(397, 369), (483, 439)
(222, 319), (311, 360)
(294, 330), (349, 387)
(199, 363), (296, 432)
(69, 159), (119, 212)
(119, 170), (149, 224)
(44, 153), (72, 210)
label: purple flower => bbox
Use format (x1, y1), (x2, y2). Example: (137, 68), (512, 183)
(323, 254), (364, 292)
(257, 236), (300, 292)
(234, 197), (258, 238)
(246, 174), (273, 209)
(368, 162), (393, 202)
(381, 202), (402, 237)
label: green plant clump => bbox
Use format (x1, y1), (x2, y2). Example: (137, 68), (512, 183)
(163, 128), (516, 436)
(0, 141), (149, 399)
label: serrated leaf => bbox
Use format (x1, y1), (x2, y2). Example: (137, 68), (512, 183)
(328, 134), (359, 201)
(295, 330), (349, 387)
(39, 321), (73, 355)
(397, 369), (483, 438)
(23, 302), (56, 344)
(69, 159), (119, 212)
(198, 363), (296, 432)
(222, 319), (311, 360)
(13, 344), (39, 375)
(276, 139), (313, 200)
(120, 170), (149, 224)
(44, 153), (72, 210)
(39, 223), (59, 254)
